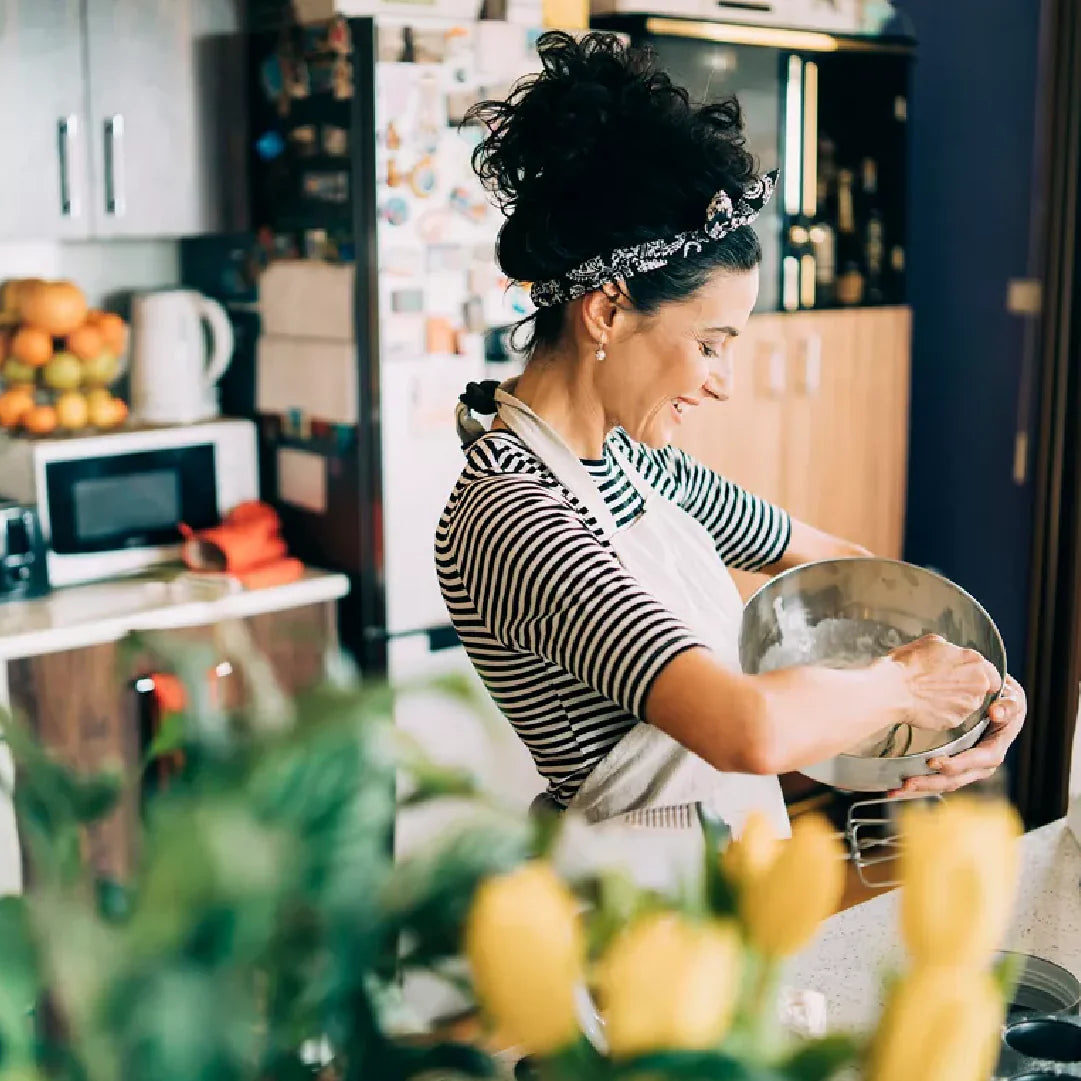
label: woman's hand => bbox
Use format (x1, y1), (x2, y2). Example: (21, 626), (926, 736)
(886, 634), (1001, 733)
(887, 670), (1027, 798)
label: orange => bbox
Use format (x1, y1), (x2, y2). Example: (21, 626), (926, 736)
(10, 326), (53, 368)
(0, 386), (34, 429)
(22, 404), (58, 435)
(66, 323), (104, 361)
(88, 311), (127, 354)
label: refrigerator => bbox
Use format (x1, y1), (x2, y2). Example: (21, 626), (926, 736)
(184, 13), (545, 840)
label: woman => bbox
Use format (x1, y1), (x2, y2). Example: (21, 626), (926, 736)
(436, 32), (1025, 860)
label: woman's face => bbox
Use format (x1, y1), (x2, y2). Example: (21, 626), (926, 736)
(597, 266), (759, 449)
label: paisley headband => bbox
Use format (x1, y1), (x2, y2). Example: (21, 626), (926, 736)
(527, 169), (778, 309)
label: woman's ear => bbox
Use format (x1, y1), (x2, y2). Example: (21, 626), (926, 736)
(579, 284), (628, 348)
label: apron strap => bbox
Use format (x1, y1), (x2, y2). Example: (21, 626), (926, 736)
(494, 383), (622, 543)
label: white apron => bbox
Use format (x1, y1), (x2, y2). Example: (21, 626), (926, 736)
(460, 383), (789, 890)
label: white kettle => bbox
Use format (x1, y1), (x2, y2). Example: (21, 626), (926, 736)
(131, 289), (235, 425)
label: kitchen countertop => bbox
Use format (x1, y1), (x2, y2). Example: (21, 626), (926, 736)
(785, 818), (1081, 1033)
(0, 567), (351, 662)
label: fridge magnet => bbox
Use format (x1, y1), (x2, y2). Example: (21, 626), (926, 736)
(416, 207), (454, 243)
(410, 156), (438, 199)
(382, 247), (425, 277)
(412, 28), (448, 63)
(386, 159), (404, 188)
(390, 289), (425, 314)
(380, 196), (410, 227)
(449, 185), (488, 223)
(288, 124), (318, 156)
(333, 57), (354, 100)
(425, 316), (459, 355)
(385, 121), (402, 151)
(322, 124), (349, 156)
(255, 130), (286, 161)
(464, 294), (486, 334)
(427, 245), (469, 273)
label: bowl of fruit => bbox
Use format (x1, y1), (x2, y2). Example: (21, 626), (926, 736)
(0, 278), (130, 437)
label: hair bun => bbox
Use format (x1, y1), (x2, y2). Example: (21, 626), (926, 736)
(466, 31), (758, 286)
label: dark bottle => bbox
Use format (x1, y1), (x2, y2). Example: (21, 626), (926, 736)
(835, 168), (865, 306)
(861, 157), (886, 304)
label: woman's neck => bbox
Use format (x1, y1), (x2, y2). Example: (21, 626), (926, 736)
(504, 350), (609, 459)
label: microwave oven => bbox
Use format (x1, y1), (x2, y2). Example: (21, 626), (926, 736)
(0, 419), (259, 587)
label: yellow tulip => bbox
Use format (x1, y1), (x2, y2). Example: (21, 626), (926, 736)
(465, 861), (584, 1055)
(899, 798), (1022, 968)
(740, 814), (845, 957)
(868, 964), (1005, 1081)
(722, 810), (782, 885)
(596, 912), (742, 1058)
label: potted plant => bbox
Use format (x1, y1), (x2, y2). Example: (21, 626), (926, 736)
(0, 628), (1023, 1081)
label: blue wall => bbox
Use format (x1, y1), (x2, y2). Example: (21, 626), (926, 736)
(896, 0), (1043, 667)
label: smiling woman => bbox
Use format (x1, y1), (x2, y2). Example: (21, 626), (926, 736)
(435, 31), (1025, 888)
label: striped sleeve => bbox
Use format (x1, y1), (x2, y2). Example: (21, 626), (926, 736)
(613, 432), (792, 572)
(447, 473), (705, 719)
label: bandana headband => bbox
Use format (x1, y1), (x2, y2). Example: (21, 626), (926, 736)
(527, 169), (778, 309)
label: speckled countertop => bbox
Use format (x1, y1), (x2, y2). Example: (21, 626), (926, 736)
(784, 819), (1081, 1034)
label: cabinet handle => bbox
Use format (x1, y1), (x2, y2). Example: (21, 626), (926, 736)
(798, 334), (822, 396)
(762, 344), (787, 398)
(103, 114), (126, 217)
(57, 115), (80, 218)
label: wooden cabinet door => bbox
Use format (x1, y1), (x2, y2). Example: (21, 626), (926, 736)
(674, 312), (791, 599)
(674, 312), (790, 502)
(781, 307), (911, 557)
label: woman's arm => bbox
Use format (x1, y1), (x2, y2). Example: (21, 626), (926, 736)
(762, 518), (871, 574)
(644, 637), (998, 777)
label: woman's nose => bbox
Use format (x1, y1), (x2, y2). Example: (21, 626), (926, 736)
(711, 348), (734, 400)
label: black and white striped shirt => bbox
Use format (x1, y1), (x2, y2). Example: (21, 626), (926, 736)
(435, 428), (791, 806)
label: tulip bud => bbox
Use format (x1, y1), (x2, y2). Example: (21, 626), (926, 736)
(869, 963), (1004, 1081)
(722, 811), (781, 885)
(597, 912), (742, 1058)
(740, 814), (845, 957)
(465, 861), (584, 1055)
(899, 799), (1022, 969)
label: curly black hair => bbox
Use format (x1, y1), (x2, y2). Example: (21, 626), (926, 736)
(465, 31), (763, 350)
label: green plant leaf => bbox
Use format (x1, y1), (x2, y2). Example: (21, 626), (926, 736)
(0, 897), (39, 1070)
(699, 807), (738, 918)
(144, 713), (187, 763)
(612, 1049), (783, 1081)
(777, 1035), (861, 1081)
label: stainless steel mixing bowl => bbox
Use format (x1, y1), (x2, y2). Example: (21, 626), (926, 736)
(739, 558), (1007, 792)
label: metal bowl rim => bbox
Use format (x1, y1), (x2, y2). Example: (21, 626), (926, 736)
(741, 557), (1007, 764)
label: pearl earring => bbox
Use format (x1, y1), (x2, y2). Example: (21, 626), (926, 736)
(596, 337), (607, 362)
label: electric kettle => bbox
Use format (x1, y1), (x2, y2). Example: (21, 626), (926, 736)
(130, 289), (235, 425)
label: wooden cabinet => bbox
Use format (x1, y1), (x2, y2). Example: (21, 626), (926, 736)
(7, 601), (337, 880)
(675, 307), (911, 596)
(0, 0), (244, 241)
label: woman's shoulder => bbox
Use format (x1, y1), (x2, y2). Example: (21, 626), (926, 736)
(442, 430), (586, 530)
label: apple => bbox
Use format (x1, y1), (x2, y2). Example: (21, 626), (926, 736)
(56, 391), (89, 431)
(43, 351), (83, 391)
(80, 349), (121, 387)
(2, 357), (36, 385)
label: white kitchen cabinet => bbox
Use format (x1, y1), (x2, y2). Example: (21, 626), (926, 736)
(0, 0), (243, 242)
(0, 0), (92, 241)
